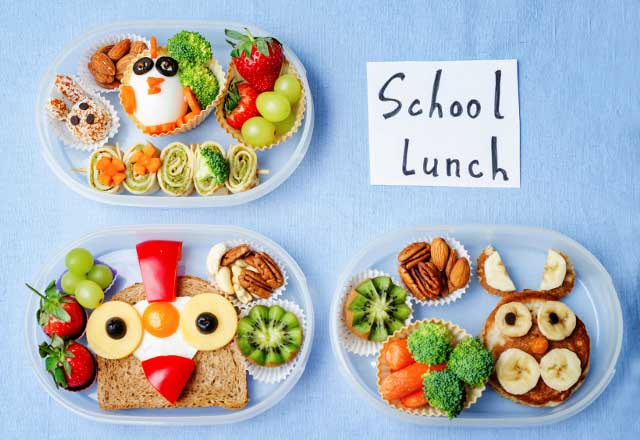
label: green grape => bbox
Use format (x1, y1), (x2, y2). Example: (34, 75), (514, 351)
(87, 264), (113, 289)
(65, 248), (94, 275)
(274, 74), (302, 104)
(241, 117), (276, 147)
(61, 271), (86, 295)
(273, 112), (296, 136)
(75, 280), (104, 309)
(256, 92), (291, 122)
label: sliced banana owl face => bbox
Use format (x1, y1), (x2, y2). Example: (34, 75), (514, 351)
(537, 301), (576, 341)
(539, 249), (567, 291)
(495, 302), (532, 337)
(496, 348), (540, 395)
(539, 348), (582, 391)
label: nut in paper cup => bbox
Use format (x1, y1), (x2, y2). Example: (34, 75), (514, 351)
(339, 269), (414, 357)
(376, 319), (486, 416)
(238, 299), (306, 383)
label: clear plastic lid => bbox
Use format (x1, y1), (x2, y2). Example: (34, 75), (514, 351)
(330, 225), (622, 426)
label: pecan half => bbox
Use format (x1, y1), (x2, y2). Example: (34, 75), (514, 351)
(399, 265), (427, 301)
(246, 252), (284, 289)
(398, 242), (430, 267)
(239, 269), (272, 298)
(414, 261), (442, 298)
(221, 244), (252, 267)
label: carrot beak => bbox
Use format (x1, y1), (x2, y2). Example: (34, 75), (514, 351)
(147, 77), (164, 95)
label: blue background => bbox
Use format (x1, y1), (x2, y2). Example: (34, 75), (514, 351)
(1, 0), (638, 438)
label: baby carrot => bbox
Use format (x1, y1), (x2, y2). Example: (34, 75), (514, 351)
(379, 362), (429, 401)
(384, 339), (414, 372)
(401, 390), (429, 408)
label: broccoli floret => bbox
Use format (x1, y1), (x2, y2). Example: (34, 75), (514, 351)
(407, 322), (452, 365)
(423, 369), (466, 419)
(167, 31), (212, 65)
(447, 337), (494, 387)
(200, 147), (229, 185)
(179, 63), (219, 108)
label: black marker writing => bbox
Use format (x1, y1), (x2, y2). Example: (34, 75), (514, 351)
(378, 72), (405, 119)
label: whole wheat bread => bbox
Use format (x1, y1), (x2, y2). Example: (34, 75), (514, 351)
(96, 275), (248, 410)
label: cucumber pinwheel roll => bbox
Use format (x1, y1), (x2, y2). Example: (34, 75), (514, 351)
(226, 144), (259, 193)
(88, 145), (125, 194)
(158, 141), (195, 196)
(193, 141), (230, 196)
(123, 142), (161, 195)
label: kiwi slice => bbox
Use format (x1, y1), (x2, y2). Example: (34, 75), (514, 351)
(344, 276), (411, 342)
(236, 304), (303, 367)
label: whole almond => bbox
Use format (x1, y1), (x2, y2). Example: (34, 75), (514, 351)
(98, 44), (114, 54)
(450, 258), (470, 289)
(107, 39), (131, 60)
(90, 52), (116, 76)
(100, 80), (120, 90)
(115, 72), (124, 81)
(130, 40), (148, 55)
(445, 249), (458, 277)
(93, 71), (114, 84)
(116, 53), (134, 74)
(430, 237), (450, 272)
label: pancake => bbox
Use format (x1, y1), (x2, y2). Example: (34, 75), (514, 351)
(482, 292), (590, 407)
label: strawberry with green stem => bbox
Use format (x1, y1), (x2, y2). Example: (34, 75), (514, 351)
(39, 334), (96, 391)
(27, 281), (86, 339)
(224, 81), (260, 129)
(225, 28), (284, 92)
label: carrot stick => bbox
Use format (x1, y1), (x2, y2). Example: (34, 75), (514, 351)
(384, 339), (415, 372)
(184, 87), (201, 113)
(120, 85), (136, 114)
(150, 36), (157, 58)
(401, 390), (429, 408)
(379, 362), (429, 401)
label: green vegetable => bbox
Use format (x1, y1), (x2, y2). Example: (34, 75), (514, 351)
(407, 322), (452, 365)
(167, 31), (212, 65)
(423, 369), (466, 419)
(447, 337), (494, 387)
(200, 147), (229, 185)
(179, 63), (219, 108)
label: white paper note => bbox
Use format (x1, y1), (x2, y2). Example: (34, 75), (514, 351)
(367, 60), (520, 188)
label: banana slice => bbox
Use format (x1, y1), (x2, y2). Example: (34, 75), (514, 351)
(537, 301), (576, 341)
(495, 302), (532, 337)
(496, 348), (540, 395)
(540, 249), (567, 290)
(206, 243), (227, 278)
(540, 348), (582, 391)
(215, 266), (234, 294)
(484, 248), (516, 291)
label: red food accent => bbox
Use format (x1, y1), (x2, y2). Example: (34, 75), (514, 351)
(39, 336), (96, 391)
(384, 338), (414, 372)
(379, 362), (430, 401)
(224, 82), (260, 130)
(429, 363), (447, 372)
(227, 29), (284, 92)
(141, 355), (195, 404)
(136, 240), (182, 302)
(401, 389), (429, 408)
(150, 36), (158, 59)
(27, 282), (86, 340)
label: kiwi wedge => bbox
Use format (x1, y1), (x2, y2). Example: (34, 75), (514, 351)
(237, 304), (303, 367)
(344, 276), (411, 342)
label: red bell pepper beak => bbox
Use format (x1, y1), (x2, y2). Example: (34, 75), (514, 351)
(141, 355), (195, 404)
(136, 240), (182, 303)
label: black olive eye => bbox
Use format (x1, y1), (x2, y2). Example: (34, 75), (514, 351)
(196, 312), (218, 334)
(155, 56), (179, 77)
(86, 114), (95, 124)
(79, 102), (89, 110)
(69, 115), (80, 126)
(106, 317), (127, 340)
(133, 57), (154, 75)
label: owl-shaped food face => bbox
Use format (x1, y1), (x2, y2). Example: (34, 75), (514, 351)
(85, 241), (238, 404)
(120, 37), (189, 130)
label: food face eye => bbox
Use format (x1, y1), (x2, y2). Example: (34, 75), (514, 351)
(155, 56), (179, 77)
(133, 57), (154, 75)
(86, 114), (95, 124)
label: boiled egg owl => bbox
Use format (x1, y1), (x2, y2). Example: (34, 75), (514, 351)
(86, 240), (238, 404)
(120, 37), (201, 136)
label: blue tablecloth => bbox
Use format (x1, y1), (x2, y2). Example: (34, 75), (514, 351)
(2, 0), (638, 438)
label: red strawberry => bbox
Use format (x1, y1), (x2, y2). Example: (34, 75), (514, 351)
(27, 282), (86, 340)
(224, 82), (260, 129)
(39, 335), (96, 391)
(225, 28), (284, 92)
